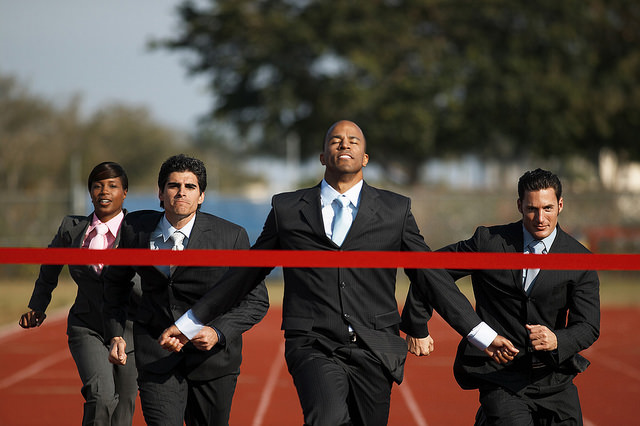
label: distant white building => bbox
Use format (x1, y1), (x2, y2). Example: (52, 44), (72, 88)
(599, 148), (640, 193)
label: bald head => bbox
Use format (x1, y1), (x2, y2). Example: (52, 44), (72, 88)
(324, 120), (366, 150)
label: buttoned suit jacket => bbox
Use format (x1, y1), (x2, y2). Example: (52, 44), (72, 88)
(190, 182), (483, 383)
(439, 221), (600, 393)
(28, 211), (138, 337)
(103, 210), (269, 381)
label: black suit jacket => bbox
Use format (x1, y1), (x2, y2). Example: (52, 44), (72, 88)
(103, 210), (269, 381)
(189, 182), (483, 383)
(439, 222), (600, 392)
(28, 212), (139, 335)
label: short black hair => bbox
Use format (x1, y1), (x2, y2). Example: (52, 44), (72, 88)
(518, 168), (562, 201)
(87, 162), (128, 192)
(158, 154), (207, 209)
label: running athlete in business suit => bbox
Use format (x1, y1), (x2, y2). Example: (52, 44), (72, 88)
(103, 155), (269, 426)
(411, 169), (600, 425)
(20, 162), (139, 425)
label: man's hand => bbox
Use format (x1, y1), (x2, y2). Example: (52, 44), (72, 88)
(109, 337), (127, 365)
(484, 335), (519, 364)
(406, 334), (435, 356)
(526, 324), (558, 351)
(18, 310), (46, 328)
(191, 326), (219, 351)
(158, 324), (189, 352)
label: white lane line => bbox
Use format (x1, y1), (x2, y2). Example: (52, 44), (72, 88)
(252, 340), (286, 426)
(0, 349), (69, 389)
(398, 379), (429, 426)
(583, 345), (640, 382)
(0, 308), (68, 339)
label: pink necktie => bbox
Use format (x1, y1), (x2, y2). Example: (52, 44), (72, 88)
(89, 223), (109, 272)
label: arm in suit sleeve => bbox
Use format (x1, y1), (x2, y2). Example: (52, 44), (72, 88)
(27, 217), (73, 312)
(555, 268), (600, 364)
(208, 227), (270, 344)
(400, 203), (481, 339)
(191, 205), (279, 325)
(103, 263), (137, 341)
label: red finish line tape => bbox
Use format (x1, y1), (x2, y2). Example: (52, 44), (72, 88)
(0, 248), (639, 270)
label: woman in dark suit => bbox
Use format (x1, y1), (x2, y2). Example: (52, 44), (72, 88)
(19, 162), (138, 426)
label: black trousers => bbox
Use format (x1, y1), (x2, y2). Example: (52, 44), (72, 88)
(137, 368), (238, 426)
(285, 336), (394, 426)
(477, 378), (582, 426)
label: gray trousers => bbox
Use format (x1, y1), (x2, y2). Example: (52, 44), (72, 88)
(67, 321), (138, 426)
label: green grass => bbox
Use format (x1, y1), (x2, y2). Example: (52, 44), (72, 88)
(0, 276), (77, 327)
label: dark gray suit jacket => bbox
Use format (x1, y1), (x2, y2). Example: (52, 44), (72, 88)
(103, 210), (269, 381)
(438, 222), (600, 393)
(28, 212), (138, 336)
(189, 182), (483, 383)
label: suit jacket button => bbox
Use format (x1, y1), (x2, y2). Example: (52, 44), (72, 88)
(340, 282), (346, 288)
(343, 313), (350, 319)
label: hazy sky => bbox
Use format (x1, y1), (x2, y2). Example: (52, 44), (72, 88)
(0, 0), (209, 130)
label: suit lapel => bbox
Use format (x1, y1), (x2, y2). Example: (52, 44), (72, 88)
(135, 212), (162, 249)
(345, 182), (379, 246)
(66, 214), (100, 276)
(68, 215), (92, 248)
(170, 212), (208, 278)
(529, 225), (568, 296)
(501, 221), (525, 291)
(299, 185), (328, 242)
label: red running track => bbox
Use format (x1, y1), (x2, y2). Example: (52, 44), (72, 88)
(0, 306), (638, 425)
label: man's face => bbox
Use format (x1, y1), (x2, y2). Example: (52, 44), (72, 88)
(90, 177), (127, 222)
(159, 171), (204, 225)
(320, 120), (369, 177)
(517, 188), (563, 240)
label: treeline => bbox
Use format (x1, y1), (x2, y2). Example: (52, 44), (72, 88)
(0, 73), (261, 263)
(1, 73), (185, 192)
(156, 0), (640, 182)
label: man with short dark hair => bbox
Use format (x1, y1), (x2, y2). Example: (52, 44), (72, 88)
(419, 168), (600, 425)
(104, 154), (269, 426)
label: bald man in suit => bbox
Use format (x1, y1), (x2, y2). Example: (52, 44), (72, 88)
(160, 122), (517, 426)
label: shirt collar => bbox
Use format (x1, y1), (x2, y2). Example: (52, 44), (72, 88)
(160, 213), (196, 243)
(522, 224), (557, 253)
(320, 179), (363, 208)
(90, 211), (124, 237)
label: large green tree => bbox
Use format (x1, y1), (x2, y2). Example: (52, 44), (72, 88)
(157, 0), (640, 181)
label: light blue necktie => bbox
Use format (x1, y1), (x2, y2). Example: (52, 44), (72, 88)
(331, 195), (352, 246)
(524, 240), (545, 293)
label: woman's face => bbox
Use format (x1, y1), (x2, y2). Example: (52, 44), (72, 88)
(89, 177), (127, 222)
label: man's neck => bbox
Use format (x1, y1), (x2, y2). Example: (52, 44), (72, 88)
(324, 173), (363, 194)
(165, 211), (196, 230)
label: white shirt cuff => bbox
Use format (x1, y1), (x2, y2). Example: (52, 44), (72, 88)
(466, 321), (498, 350)
(175, 309), (204, 340)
